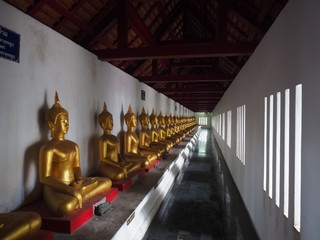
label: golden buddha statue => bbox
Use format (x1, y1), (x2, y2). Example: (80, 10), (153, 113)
(165, 113), (180, 144)
(0, 211), (41, 240)
(138, 107), (164, 157)
(171, 114), (184, 141)
(39, 92), (112, 216)
(124, 105), (157, 167)
(157, 111), (174, 149)
(98, 103), (141, 181)
(149, 109), (169, 152)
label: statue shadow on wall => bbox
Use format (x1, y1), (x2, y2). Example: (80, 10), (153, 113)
(87, 109), (100, 176)
(22, 92), (49, 207)
(117, 105), (125, 159)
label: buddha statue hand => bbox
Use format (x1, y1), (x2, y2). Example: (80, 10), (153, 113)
(71, 177), (83, 189)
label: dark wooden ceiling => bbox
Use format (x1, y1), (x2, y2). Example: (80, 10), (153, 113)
(5, 0), (288, 112)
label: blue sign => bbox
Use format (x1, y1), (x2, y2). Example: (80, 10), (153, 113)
(141, 90), (145, 101)
(0, 25), (20, 63)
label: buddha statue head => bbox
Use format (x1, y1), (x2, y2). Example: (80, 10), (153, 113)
(124, 105), (137, 130)
(46, 92), (69, 138)
(98, 103), (113, 133)
(139, 107), (149, 129)
(149, 109), (158, 127)
(158, 111), (165, 126)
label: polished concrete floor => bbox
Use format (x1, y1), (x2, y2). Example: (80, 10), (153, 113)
(142, 129), (259, 240)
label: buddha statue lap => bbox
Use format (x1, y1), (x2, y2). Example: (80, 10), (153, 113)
(124, 105), (157, 167)
(98, 103), (141, 181)
(39, 92), (112, 216)
(0, 211), (41, 240)
(138, 107), (164, 158)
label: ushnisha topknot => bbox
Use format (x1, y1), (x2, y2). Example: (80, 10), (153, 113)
(149, 108), (157, 122)
(98, 102), (112, 127)
(46, 91), (68, 125)
(124, 104), (136, 124)
(139, 107), (148, 122)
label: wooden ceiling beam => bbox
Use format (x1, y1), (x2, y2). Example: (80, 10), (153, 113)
(161, 87), (225, 94)
(54, 0), (88, 31)
(229, 7), (267, 34)
(43, 0), (94, 35)
(28, 0), (45, 16)
(257, 0), (275, 23)
(171, 95), (221, 100)
(128, 3), (156, 45)
(94, 42), (257, 61)
(138, 73), (235, 83)
(118, 0), (129, 48)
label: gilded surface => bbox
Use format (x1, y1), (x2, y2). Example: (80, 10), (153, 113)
(39, 92), (111, 216)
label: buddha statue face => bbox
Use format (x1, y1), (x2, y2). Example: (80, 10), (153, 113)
(139, 107), (149, 129)
(140, 116), (149, 129)
(102, 115), (113, 132)
(125, 105), (137, 130)
(53, 113), (69, 136)
(98, 103), (113, 133)
(46, 92), (69, 138)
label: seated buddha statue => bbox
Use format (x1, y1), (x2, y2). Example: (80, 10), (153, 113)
(138, 107), (164, 157)
(171, 114), (184, 141)
(165, 113), (180, 144)
(124, 105), (157, 167)
(0, 211), (41, 240)
(157, 111), (174, 149)
(39, 92), (112, 216)
(149, 109), (169, 152)
(98, 103), (141, 181)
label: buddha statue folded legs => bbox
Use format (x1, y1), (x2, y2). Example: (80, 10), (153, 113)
(124, 105), (157, 167)
(0, 212), (41, 240)
(39, 92), (112, 216)
(98, 103), (141, 181)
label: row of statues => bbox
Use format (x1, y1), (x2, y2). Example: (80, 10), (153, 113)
(0, 92), (197, 240)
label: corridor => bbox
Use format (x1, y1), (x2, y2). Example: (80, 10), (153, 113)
(143, 129), (259, 240)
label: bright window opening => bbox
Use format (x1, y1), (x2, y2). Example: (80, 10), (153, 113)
(227, 110), (232, 148)
(269, 95), (274, 199)
(222, 113), (226, 140)
(284, 89), (290, 217)
(199, 117), (208, 125)
(236, 105), (246, 164)
(276, 92), (281, 207)
(294, 84), (302, 232)
(263, 97), (268, 192)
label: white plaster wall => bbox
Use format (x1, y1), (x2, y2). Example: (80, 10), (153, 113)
(0, 2), (192, 212)
(212, 0), (320, 239)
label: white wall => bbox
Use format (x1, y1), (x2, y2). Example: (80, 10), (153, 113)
(0, 2), (192, 212)
(212, 0), (320, 239)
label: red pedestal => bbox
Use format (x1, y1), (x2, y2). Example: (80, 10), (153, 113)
(145, 158), (161, 172)
(34, 230), (54, 240)
(112, 168), (146, 191)
(18, 188), (118, 234)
